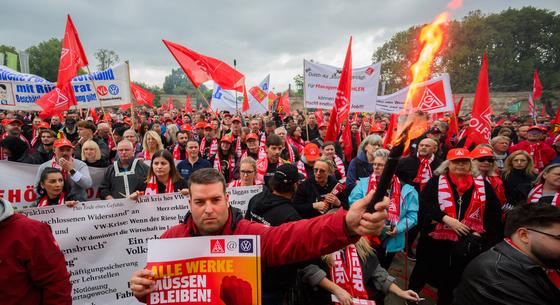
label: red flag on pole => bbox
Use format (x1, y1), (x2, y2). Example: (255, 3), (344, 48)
(89, 108), (99, 123)
(241, 86), (249, 112)
(463, 53), (492, 148)
(130, 82), (155, 107)
(184, 96), (193, 113)
(276, 91), (290, 113)
(532, 69), (543, 101)
(160, 102), (166, 111)
(325, 37), (352, 142)
(167, 97), (174, 110)
(314, 108), (324, 126)
(341, 124), (353, 161)
(267, 91), (277, 110)
(551, 107), (560, 135)
(383, 114), (398, 148)
(454, 96), (464, 116)
(36, 15), (88, 117)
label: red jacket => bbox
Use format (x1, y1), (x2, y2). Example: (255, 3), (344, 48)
(161, 207), (357, 267)
(508, 141), (557, 170)
(0, 214), (71, 305)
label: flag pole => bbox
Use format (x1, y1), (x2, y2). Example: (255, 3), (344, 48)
(125, 61), (137, 128)
(302, 59), (310, 142)
(84, 65), (117, 144)
(194, 86), (212, 109)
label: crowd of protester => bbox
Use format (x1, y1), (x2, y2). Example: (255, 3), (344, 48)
(1, 105), (559, 305)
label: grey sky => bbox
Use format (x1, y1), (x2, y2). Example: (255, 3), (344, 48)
(1, 0), (559, 90)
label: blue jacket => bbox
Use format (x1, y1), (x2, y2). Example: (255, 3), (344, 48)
(346, 151), (373, 191)
(176, 157), (212, 181)
(348, 177), (418, 253)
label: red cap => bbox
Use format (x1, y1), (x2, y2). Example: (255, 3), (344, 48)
(303, 143), (320, 162)
(223, 113), (232, 118)
(246, 133), (259, 141)
(446, 148), (471, 161)
(232, 117), (242, 123)
(370, 123), (384, 133)
(54, 138), (74, 149)
(318, 122), (328, 129)
(528, 125), (546, 132)
(194, 122), (206, 129)
(123, 117), (132, 125)
(181, 124), (192, 131)
(221, 135), (233, 143)
(204, 123), (213, 130)
(3, 118), (23, 126)
(37, 122), (50, 129)
(470, 147), (494, 159)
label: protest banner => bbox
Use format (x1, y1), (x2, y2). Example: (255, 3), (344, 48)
(19, 187), (261, 305)
(0, 160), (106, 209)
(146, 235), (261, 305)
(375, 73), (454, 114)
(0, 62), (131, 111)
(211, 75), (269, 114)
(303, 60), (381, 112)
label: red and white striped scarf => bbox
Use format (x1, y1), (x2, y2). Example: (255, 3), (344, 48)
(37, 193), (65, 207)
(213, 153), (235, 182)
(143, 150), (152, 161)
(528, 143), (545, 171)
(414, 153), (435, 191)
(256, 146), (281, 184)
(528, 184), (559, 206)
(285, 142), (296, 163)
(333, 155), (346, 180)
(367, 174), (401, 223)
(172, 144), (185, 160)
(199, 137), (218, 157)
(430, 175), (486, 241)
(330, 244), (369, 302)
(234, 136), (242, 158)
(145, 176), (174, 195)
(296, 160), (307, 179)
(228, 179), (242, 187)
(259, 132), (266, 149)
(50, 157), (69, 180)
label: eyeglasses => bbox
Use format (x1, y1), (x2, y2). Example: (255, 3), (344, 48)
(313, 168), (327, 173)
(476, 157), (495, 163)
(240, 170), (255, 175)
(526, 228), (560, 240)
(372, 163), (385, 167)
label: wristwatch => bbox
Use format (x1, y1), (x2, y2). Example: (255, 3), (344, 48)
(69, 169), (77, 176)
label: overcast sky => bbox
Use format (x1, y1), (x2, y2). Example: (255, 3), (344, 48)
(2, 0), (559, 91)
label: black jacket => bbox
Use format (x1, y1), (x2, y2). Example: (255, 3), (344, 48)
(454, 241), (560, 305)
(292, 175), (349, 219)
(396, 154), (442, 193)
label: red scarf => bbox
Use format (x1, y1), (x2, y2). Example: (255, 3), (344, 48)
(333, 155), (346, 180)
(145, 176), (174, 195)
(430, 175), (486, 241)
(296, 161), (307, 179)
(234, 136), (242, 158)
(528, 184), (559, 206)
(414, 153), (434, 191)
(256, 147), (281, 184)
(228, 180), (242, 187)
(285, 142), (296, 163)
(367, 174), (401, 223)
(287, 136), (305, 154)
(330, 245), (369, 302)
(486, 176), (506, 206)
(259, 132), (266, 149)
(37, 193), (65, 207)
(213, 152), (235, 182)
(172, 144), (186, 160)
(51, 158), (69, 180)
(199, 137), (218, 157)
(528, 143), (545, 171)
(143, 150), (152, 161)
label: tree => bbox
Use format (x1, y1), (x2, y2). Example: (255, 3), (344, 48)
(292, 74), (304, 97)
(162, 68), (209, 95)
(373, 7), (560, 94)
(26, 38), (62, 82)
(0, 45), (20, 70)
(95, 49), (120, 70)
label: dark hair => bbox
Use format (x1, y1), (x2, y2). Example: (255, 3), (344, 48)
(113, 126), (127, 137)
(176, 130), (189, 138)
(188, 168), (226, 194)
(266, 133), (283, 146)
(269, 175), (297, 194)
(504, 203), (560, 237)
(322, 141), (336, 149)
(36, 167), (70, 198)
(265, 120), (276, 128)
(40, 129), (57, 138)
(76, 120), (96, 131)
(147, 150), (182, 183)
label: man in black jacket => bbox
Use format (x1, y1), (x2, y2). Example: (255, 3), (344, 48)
(454, 203), (560, 305)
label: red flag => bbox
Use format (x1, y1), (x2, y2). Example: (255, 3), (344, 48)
(383, 114), (398, 148)
(162, 39), (245, 92)
(119, 104), (131, 110)
(184, 96), (193, 113)
(325, 37), (352, 142)
(276, 91), (290, 113)
(89, 107), (99, 123)
(551, 107), (560, 135)
(241, 86), (249, 112)
(464, 53), (492, 148)
(314, 109), (324, 126)
(541, 104), (546, 117)
(160, 102), (166, 111)
(342, 124), (353, 161)
(167, 97), (174, 110)
(446, 114), (459, 147)
(532, 69), (543, 101)
(454, 96), (463, 116)
(36, 15), (88, 117)
(130, 82), (155, 107)
(267, 91), (277, 110)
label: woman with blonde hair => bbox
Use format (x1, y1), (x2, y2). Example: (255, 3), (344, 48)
(502, 150), (536, 207)
(81, 139), (110, 167)
(228, 157), (258, 187)
(471, 146), (506, 207)
(138, 130), (163, 160)
(528, 163), (560, 206)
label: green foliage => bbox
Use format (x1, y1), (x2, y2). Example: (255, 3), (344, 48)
(26, 38), (62, 82)
(133, 81), (163, 107)
(292, 74), (304, 97)
(162, 68), (208, 95)
(0, 45), (20, 70)
(373, 7), (560, 94)
(95, 49), (119, 71)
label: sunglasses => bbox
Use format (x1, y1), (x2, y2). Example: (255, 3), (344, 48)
(527, 228), (560, 240)
(476, 157), (495, 163)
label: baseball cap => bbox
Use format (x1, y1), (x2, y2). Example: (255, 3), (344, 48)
(3, 118), (23, 126)
(427, 126), (442, 134)
(220, 135), (233, 143)
(194, 122), (206, 129)
(54, 138), (74, 149)
(273, 164), (303, 184)
(246, 133), (259, 141)
(204, 123), (213, 130)
(232, 116), (242, 123)
(180, 124), (192, 131)
(303, 143), (320, 162)
(446, 148), (470, 161)
(223, 113), (232, 118)
(370, 123), (384, 133)
(37, 122), (50, 129)
(470, 147), (494, 159)
(528, 125), (546, 133)
(318, 122), (328, 129)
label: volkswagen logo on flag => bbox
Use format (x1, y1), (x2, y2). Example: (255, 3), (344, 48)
(108, 84), (119, 95)
(239, 239), (253, 253)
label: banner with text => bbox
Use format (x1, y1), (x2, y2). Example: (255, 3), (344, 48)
(375, 74), (454, 114)
(0, 161), (106, 209)
(21, 188), (261, 305)
(146, 235), (261, 305)
(303, 60), (381, 112)
(211, 75), (270, 114)
(0, 62), (131, 111)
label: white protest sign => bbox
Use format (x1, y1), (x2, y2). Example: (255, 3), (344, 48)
(376, 74), (454, 114)
(0, 62), (131, 111)
(21, 187), (262, 305)
(303, 60), (381, 112)
(211, 75), (270, 114)
(0, 161), (106, 209)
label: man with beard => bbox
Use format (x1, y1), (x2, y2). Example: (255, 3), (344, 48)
(73, 120), (110, 160)
(230, 116), (244, 158)
(50, 115), (63, 132)
(176, 139), (211, 181)
(171, 130), (189, 160)
(59, 111), (79, 143)
(453, 203), (560, 305)
(32, 129), (56, 163)
(0, 118), (30, 160)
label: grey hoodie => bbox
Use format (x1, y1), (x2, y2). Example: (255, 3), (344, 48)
(0, 198), (14, 223)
